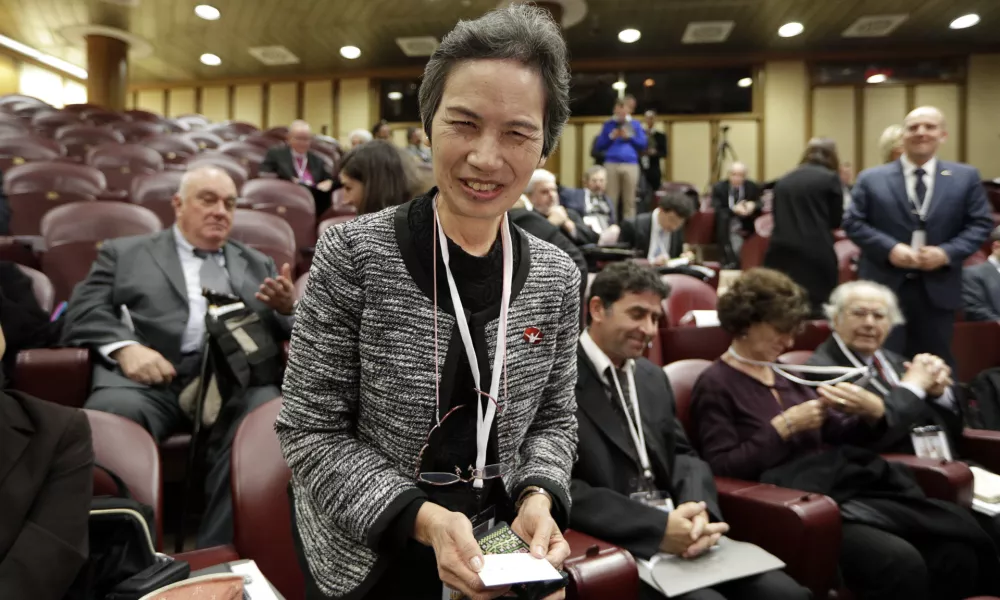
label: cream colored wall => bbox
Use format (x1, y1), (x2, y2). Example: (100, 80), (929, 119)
(558, 125), (579, 187)
(862, 85), (907, 170)
(672, 122), (713, 190)
(914, 84), (960, 163)
(719, 119), (759, 185)
(303, 80), (333, 137)
(812, 86), (856, 167)
(763, 60), (808, 180)
(967, 54), (1000, 179)
(201, 85), (229, 122)
(136, 89), (165, 114)
(337, 78), (371, 141)
(233, 85), (262, 126)
(268, 82), (297, 129)
(168, 88), (196, 117)
(0, 54), (19, 95)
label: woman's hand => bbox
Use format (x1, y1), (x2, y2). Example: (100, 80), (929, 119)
(414, 503), (510, 600)
(771, 399), (826, 439)
(511, 493), (571, 600)
(818, 382), (885, 422)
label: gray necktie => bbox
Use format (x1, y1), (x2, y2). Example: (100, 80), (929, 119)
(193, 249), (232, 296)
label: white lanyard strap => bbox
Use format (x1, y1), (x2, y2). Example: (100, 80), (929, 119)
(648, 211), (668, 261)
(726, 346), (868, 387)
(607, 364), (653, 480)
(831, 333), (897, 396)
(434, 200), (512, 489)
(907, 167), (932, 220)
(293, 154), (309, 179)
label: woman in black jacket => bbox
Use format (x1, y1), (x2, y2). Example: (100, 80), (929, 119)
(763, 138), (844, 316)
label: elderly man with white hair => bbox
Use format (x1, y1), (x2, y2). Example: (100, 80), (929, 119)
(259, 119), (335, 215)
(349, 128), (373, 148)
(526, 168), (599, 245)
(710, 161), (761, 269)
(806, 280), (961, 456)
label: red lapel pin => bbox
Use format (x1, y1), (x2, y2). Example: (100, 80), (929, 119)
(523, 327), (543, 345)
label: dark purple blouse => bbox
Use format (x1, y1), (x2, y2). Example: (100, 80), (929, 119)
(690, 360), (874, 481)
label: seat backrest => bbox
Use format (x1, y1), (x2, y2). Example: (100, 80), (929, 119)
(964, 250), (988, 267)
(683, 210), (716, 246)
(230, 398), (303, 600)
(15, 263), (55, 312)
(659, 325), (732, 365)
(0, 114), (29, 137)
(229, 209), (296, 267)
(241, 178), (315, 214)
(31, 110), (82, 136)
(55, 123), (125, 147)
(41, 201), (162, 246)
(130, 171), (183, 227)
(144, 134), (200, 165)
(208, 121), (259, 141)
(82, 109), (127, 127)
(739, 234), (769, 270)
(953, 321), (1000, 383)
(218, 141), (266, 178)
(4, 161), (106, 195)
(661, 274), (718, 327)
(793, 320), (832, 351)
(245, 133), (283, 149)
(662, 359), (712, 442)
(109, 120), (164, 143)
(0, 135), (65, 162)
(84, 409), (164, 548)
(123, 109), (162, 123)
(834, 239), (861, 283)
(316, 215), (354, 239)
(778, 350), (814, 365)
(179, 130), (225, 151)
(8, 190), (96, 236)
(87, 142), (165, 172)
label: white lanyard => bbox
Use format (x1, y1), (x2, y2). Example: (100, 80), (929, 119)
(434, 200), (512, 489)
(606, 364), (653, 481)
(648, 211), (669, 261)
(726, 346), (868, 387)
(293, 154), (309, 180)
(831, 333), (898, 396)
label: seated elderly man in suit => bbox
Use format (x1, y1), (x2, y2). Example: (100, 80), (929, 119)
(617, 190), (694, 265)
(258, 119), (335, 216)
(711, 162), (762, 269)
(0, 320), (93, 599)
(572, 262), (808, 600)
(61, 166), (295, 548)
(561, 165), (617, 235)
(527, 168), (600, 246)
(962, 226), (1000, 322)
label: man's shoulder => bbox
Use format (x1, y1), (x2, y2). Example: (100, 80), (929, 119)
(634, 357), (667, 383)
(939, 160), (980, 179)
(102, 230), (165, 254)
(857, 162), (897, 181)
(966, 260), (994, 278)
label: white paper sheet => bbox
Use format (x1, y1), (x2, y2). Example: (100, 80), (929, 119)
(477, 553), (562, 587)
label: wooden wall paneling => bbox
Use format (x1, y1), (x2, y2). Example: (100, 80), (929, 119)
(579, 122), (604, 179)
(914, 83), (962, 163)
(268, 82), (298, 129)
(337, 78), (372, 141)
(811, 86), (857, 172)
(303, 80), (334, 138)
(862, 85), (907, 169)
(136, 89), (165, 115)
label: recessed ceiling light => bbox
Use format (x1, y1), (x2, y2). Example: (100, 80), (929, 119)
(387, 91), (403, 101)
(950, 13), (980, 29)
(611, 81), (627, 91)
(644, 78), (655, 87)
(778, 22), (804, 37)
(738, 77), (753, 88)
(866, 73), (888, 84)
(200, 53), (221, 66)
(618, 29), (641, 43)
(194, 5), (220, 20)
(340, 45), (361, 59)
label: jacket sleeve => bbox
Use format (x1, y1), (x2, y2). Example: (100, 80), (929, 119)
(567, 208), (599, 245)
(630, 123), (648, 153)
(962, 268), (1000, 322)
(512, 263), (581, 527)
(710, 182), (727, 213)
(939, 168), (994, 265)
(569, 478), (667, 561)
(844, 171), (899, 265)
(276, 225), (427, 550)
(656, 132), (668, 158)
(828, 172), (845, 230)
(60, 241), (139, 350)
(258, 147), (280, 175)
(618, 218), (638, 248)
(0, 407), (93, 600)
(593, 121), (616, 153)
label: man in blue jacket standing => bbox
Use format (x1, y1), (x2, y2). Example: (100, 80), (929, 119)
(595, 98), (647, 220)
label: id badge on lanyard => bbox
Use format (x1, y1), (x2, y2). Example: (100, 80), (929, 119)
(911, 216), (927, 250)
(911, 425), (952, 461)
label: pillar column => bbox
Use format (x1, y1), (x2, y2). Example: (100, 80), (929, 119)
(534, 1), (564, 27)
(86, 35), (128, 111)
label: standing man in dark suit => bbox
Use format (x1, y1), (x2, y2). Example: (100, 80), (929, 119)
(962, 226), (1000, 321)
(61, 166), (295, 548)
(561, 166), (616, 236)
(0, 320), (93, 600)
(258, 119), (335, 217)
(844, 106), (993, 365)
(571, 262), (809, 600)
(711, 162), (761, 269)
(618, 191), (694, 265)
(641, 110), (668, 194)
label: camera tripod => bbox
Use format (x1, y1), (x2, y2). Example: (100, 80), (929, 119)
(711, 125), (739, 185)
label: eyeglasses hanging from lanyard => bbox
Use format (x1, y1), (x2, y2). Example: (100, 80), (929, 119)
(726, 346), (869, 387)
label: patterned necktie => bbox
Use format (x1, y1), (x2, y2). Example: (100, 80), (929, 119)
(193, 249), (232, 296)
(914, 168), (927, 211)
(872, 354), (888, 384)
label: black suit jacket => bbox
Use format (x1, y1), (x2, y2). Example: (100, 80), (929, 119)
(0, 262), (62, 381)
(619, 213), (684, 259)
(0, 385), (93, 599)
(508, 209), (588, 289)
(570, 346), (719, 560)
(962, 260), (1000, 322)
(258, 145), (333, 216)
(710, 179), (762, 240)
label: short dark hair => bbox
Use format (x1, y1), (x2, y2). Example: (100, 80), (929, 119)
(717, 268), (811, 336)
(339, 140), (413, 215)
(405, 126), (421, 141)
(800, 137), (840, 171)
(371, 120), (389, 136)
(658, 191), (695, 220)
(418, 4), (570, 158)
(588, 262), (670, 321)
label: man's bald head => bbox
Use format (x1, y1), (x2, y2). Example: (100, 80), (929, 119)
(288, 120), (312, 153)
(902, 106), (947, 165)
(174, 166), (237, 250)
(728, 162), (747, 187)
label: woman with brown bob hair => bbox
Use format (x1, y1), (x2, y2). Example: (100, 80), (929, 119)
(337, 140), (416, 215)
(763, 137), (845, 317)
(690, 269), (995, 600)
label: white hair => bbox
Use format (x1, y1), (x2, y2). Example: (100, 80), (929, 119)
(179, 165), (233, 200)
(879, 125), (903, 164)
(823, 280), (905, 326)
(525, 168), (557, 195)
(349, 129), (373, 144)
(728, 162), (747, 175)
(289, 119), (311, 134)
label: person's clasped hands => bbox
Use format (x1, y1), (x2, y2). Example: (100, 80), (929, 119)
(903, 353), (953, 396)
(660, 501), (730, 560)
(818, 382), (885, 422)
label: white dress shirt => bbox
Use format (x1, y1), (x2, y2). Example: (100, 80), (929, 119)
(899, 154), (938, 216)
(647, 208), (672, 262)
(100, 226), (225, 362)
(865, 350), (957, 412)
(580, 329), (635, 391)
(989, 255), (1000, 275)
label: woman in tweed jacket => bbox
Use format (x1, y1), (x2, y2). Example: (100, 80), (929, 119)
(277, 6), (580, 600)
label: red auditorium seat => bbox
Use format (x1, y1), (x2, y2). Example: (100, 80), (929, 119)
(241, 178), (317, 251)
(83, 109), (127, 127)
(208, 121), (259, 141)
(0, 135), (65, 171)
(41, 202), (162, 303)
(659, 321), (831, 365)
(660, 274), (718, 327)
(740, 234), (769, 269)
(0, 113), (29, 137)
(218, 141), (266, 178)
(131, 170), (183, 227)
(0, 94), (48, 111)
(4, 161), (106, 196)
(123, 109), (162, 123)
(174, 114), (211, 130)
(144, 134), (200, 167)
(15, 264), (54, 312)
(110, 120), (164, 143)
(834, 239), (861, 283)
(245, 133), (283, 149)
(229, 209), (296, 269)
(8, 190), (97, 236)
(185, 152), (248, 191)
(55, 124), (125, 160)
(318, 188), (357, 221)
(62, 103), (103, 114)
(87, 142), (165, 193)
(983, 185), (1000, 213)
(85, 409), (165, 548)
(317, 214), (355, 238)
(180, 130), (225, 151)
(31, 110), (82, 137)
(161, 118), (193, 133)
(683, 209), (716, 245)
(952, 320), (1000, 383)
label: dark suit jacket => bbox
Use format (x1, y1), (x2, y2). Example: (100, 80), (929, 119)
(844, 159), (994, 311)
(710, 179), (762, 240)
(560, 188), (617, 226)
(962, 260), (1000, 322)
(807, 337), (962, 456)
(0, 262), (62, 381)
(0, 168), (8, 235)
(258, 145), (334, 216)
(619, 212), (684, 259)
(61, 229), (291, 391)
(508, 209), (588, 292)
(570, 347), (719, 560)
(642, 130), (668, 188)
(0, 384), (92, 599)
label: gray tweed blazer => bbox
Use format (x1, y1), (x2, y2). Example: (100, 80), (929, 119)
(276, 198), (581, 597)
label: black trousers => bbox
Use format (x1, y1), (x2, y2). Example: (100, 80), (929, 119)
(640, 570), (809, 600)
(885, 277), (957, 369)
(84, 358), (279, 548)
(839, 522), (978, 600)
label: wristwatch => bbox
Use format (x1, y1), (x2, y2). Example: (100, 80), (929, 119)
(515, 485), (553, 512)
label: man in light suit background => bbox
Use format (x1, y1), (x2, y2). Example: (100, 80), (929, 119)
(962, 226), (1000, 322)
(844, 106), (993, 366)
(61, 166), (295, 548)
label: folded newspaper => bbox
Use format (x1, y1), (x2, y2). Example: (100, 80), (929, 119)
(637, 537), (785, 597)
